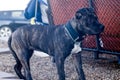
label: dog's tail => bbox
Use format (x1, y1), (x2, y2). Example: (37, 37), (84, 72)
(8, 36), (20, 63)
(8, 36), (13, 52)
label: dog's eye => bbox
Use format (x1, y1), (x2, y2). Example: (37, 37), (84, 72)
(75, 13), (82, 19)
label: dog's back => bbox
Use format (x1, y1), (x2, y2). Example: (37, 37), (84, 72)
(8, 24), (73, 55)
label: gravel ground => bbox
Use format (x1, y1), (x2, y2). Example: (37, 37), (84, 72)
(0, 40), (120, 80)
(0, 39), (8, 48)
(0, 51), (120, 80)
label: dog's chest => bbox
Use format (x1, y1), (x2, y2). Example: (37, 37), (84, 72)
(71, 42), (82, 54)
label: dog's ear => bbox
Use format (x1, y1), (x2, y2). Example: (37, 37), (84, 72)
(75, 11), (82, 20)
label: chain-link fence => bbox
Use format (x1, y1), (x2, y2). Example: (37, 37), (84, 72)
(49, 0), (120, 53)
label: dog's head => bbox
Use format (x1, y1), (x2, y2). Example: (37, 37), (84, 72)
(72, 8), (104, 35)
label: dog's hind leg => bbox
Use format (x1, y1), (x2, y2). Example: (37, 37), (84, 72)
(14, 59), (24, 79)
(8, 37), (24, 79)
(14, 49), (33, 80)
(8, 37), (33, 80)
(18, 49), (33, 80)
(11, 50), (24, 79)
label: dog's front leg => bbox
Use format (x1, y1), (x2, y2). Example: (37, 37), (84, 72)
(55, 56), (65, 80)
(72, 52), (86, 80)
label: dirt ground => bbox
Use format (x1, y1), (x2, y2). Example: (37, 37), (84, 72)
(0, 51), (120, 80)
(0, 40), (120, 80)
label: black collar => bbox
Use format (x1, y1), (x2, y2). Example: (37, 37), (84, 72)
(64, 22), (84, 42)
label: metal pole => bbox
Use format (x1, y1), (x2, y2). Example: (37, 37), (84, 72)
(46, 0), (54, 25)
(88, 0), (94, 8)
(94, 34), (101, 59)
(88, 0), (100, 59)
(35, 0), (38, 23)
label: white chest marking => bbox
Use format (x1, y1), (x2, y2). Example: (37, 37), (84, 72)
(71, 42), (82, 54)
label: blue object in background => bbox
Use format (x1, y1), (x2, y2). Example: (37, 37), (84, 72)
(24, 0), (42, 22)
(38, 0), (48, 6)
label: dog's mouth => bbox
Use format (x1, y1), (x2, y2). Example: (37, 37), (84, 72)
(84, 24), (104, 35)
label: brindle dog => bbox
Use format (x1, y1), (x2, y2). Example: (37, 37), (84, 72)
(8, 8), (104, 80)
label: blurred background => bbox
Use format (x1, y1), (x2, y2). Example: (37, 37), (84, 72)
(0, 0), (30, 52)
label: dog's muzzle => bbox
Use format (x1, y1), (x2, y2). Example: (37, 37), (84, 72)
(90, 23), (105, 35)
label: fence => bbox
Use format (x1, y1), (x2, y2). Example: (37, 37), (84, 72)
(48, 0), (120, 62)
